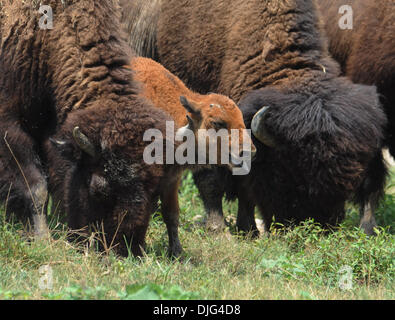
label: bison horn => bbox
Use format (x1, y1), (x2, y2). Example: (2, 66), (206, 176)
(72, 127), (97, 158)
(251, 106), (276, 148)
(49, 137), (67, 146)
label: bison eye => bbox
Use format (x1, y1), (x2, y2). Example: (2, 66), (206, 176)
(212, 120), (227, 130)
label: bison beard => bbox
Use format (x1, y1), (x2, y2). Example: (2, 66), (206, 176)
(0, 0), (183, 256)
(121, 0), (388, 235)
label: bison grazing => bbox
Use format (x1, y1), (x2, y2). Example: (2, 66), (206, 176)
(0, 0), (185, 257)
(121, 0), (388, 235)
(317, 0), (395, 156)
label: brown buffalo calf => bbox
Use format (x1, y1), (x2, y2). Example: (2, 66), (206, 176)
(129, 57), (256, 231)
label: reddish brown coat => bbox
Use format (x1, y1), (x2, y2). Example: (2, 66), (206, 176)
(129, 57), (254, 156)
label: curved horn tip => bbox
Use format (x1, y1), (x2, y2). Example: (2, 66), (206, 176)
(251, 106), (276, 148)
(72, 126), (97, 158)
(73, 126), (81, 135)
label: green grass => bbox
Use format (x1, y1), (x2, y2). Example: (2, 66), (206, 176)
(0, 170), (394, 300)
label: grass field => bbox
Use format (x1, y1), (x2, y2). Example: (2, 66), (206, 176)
(0, 168), (394, 300)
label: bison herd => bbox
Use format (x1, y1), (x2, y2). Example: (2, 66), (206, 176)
(0, 0), (393, 257)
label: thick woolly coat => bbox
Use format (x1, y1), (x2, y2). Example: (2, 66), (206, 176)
(0, 0), (173, 255)
(317, 0), (395, 155)
(121, 0), (387, 232)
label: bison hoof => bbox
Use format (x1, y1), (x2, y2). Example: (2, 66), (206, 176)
(205, 213), (226, 232)
(236, 225), (260, 239)
(32, 214), (50, 240)
(169, 245), (183, 259)
(360, 221), (378, 236)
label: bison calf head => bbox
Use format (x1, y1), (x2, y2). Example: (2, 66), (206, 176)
(178, 95), (256, 171)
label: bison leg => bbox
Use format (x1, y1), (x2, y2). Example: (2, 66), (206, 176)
(129, 222), (150, 257)
(0, 127), (49, 239)
(193, 169), (226, 231)
(236, 190), (259, 238)
(257, 204), (273, 234)
(160, 175), (183, 257)
(358, 152), (387, 236)
(30, 179), (49, 239)
(359, 198), (378, 236)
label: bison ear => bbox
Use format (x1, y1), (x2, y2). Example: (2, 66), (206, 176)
(186, 114), (201, 131)
(180, 96), (201, 117)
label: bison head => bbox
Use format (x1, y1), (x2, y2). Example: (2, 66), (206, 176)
(178, 95), (256, 173)
(44, 102), (172, 256)
(237, 79), (386, 223)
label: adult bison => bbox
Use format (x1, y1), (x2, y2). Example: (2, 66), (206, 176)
(0, 0), (254, 257)
(0, 0), (185, 257)
(317, 0), (395, 156)
(121, 0), (388, 235)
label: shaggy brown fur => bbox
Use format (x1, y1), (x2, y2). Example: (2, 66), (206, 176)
(154, 0), (343, 100)
(0, 0), (180, 256)
(317, 0), (395, 156)
(119, 0), (160, 59)
(120, 0), (388, 235)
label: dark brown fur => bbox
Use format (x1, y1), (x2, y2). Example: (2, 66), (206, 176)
(156, 0), (342, 100)
(119, 0), (160, 59)
(0, 0), (180, 256)
(317, 0), (395, 156)
(121, 0), (388, 235)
